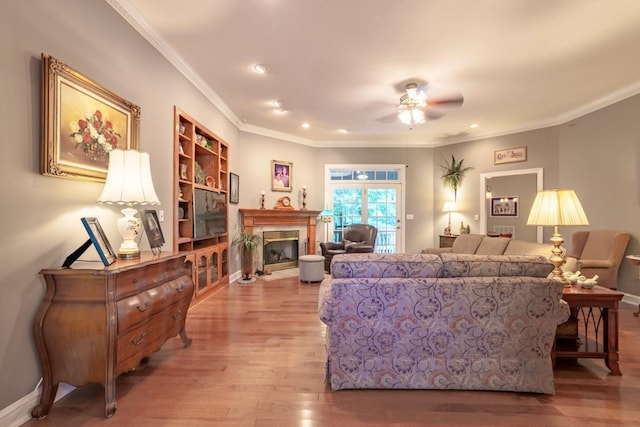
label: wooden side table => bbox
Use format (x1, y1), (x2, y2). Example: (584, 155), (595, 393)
(553, 285), (624, 375)
(439, 234), (457, 248)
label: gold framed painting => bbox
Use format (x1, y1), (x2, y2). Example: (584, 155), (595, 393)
(41, 53), (140, 182)
(271, 160), (292, 192)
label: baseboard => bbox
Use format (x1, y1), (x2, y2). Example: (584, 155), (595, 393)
(0, 382), (75, 427)
(622, 292), (640, 312)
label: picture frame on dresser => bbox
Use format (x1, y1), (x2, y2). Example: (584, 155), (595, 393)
(142, 210), (165, 254)
(80, 217), (116, 266)
(41, 53), (140, 183)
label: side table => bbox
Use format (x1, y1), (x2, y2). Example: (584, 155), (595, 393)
(439, 234), (457, 248)
(553, 284), (623, 375)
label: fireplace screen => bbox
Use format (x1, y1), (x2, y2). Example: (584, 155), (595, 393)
(263, 230), (299, 271)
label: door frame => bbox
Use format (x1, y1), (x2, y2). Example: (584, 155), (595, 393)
(324, 164), (405, 253)
(479, 167), (543, 243)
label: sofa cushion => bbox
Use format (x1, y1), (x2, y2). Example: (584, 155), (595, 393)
(331, 253), (443, 278)
(503, 239), (554, 257)
(475, 237), (510, 255)
(439, 253), (554, 278)
(450, 234), (485, 253)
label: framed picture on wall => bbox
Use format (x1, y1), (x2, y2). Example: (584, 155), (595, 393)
(271, 160), (292, 192)
(491, 196), (519, 217)
(41, 53), (140, 182)
(229, 172), (239, 204)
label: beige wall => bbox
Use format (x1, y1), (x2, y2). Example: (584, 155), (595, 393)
(2, 0), (640, 414)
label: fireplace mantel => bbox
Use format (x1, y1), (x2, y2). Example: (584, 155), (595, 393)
(239, 209), (321, 254)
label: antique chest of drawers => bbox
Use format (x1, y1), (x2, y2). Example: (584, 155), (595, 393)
(32, 252), (194, 418)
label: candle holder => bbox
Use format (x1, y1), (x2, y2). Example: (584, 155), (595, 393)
(302, 187), (307, 210)
(260, 192), (265, 209)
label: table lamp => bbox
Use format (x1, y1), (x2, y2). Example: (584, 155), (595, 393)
(527, 189), (589, 281)
(98, 149), (160, 259)
(442, 201), (457, 235)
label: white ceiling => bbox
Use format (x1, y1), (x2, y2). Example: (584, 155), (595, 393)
(110, 0), (640, 148)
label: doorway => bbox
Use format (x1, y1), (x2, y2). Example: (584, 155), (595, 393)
(479, 168), (543, 243)
(325, 165), (404, 253)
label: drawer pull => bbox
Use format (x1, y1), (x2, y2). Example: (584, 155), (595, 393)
(136, 300), (150, 312)
(130, 332), (147, 346)
(172, 310), (182, 320)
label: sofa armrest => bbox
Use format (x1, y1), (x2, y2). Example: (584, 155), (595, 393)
(578, 259), (614, 269)
(345, 244), (374, 253)
(320, 241), (344, 255)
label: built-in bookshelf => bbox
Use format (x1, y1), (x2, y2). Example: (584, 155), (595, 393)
(173, 106), (229, 297)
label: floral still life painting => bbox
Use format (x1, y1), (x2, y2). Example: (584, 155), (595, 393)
(41, 53), (139, 182)
(69, 109), (121, 163)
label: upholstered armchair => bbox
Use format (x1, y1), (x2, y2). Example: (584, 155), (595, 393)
(319, 224), (378, 272)
(566, 230), (631, 289)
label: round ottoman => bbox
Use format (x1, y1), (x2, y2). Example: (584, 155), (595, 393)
(299, 254), (325, 283)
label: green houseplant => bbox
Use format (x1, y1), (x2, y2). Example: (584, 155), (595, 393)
(232, 229), (262, 282)
(440, 155), (474, 201)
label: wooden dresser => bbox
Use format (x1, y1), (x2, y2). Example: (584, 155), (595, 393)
(31, 252), (194, 418)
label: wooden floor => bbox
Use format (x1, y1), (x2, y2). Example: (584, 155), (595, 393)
(22, 275), (640, 426)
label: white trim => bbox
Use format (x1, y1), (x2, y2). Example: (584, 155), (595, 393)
(479, 168), (543, 243)
(0, 382), (75, 427)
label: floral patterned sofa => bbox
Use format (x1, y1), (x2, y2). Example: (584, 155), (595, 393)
(318, 253), (570, 394)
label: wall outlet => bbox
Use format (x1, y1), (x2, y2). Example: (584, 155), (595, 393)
(157, 210), (164, 222)
(474, 214), (480, 221)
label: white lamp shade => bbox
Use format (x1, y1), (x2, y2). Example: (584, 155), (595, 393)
(526, 189), (589, 226)
(98, 149), (160, 205)
(442, 201), (458, 213)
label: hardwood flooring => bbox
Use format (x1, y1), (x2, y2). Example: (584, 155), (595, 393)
(22, 275), (640, 426)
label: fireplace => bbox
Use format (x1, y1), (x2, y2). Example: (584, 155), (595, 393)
(263, 230), (299, 271)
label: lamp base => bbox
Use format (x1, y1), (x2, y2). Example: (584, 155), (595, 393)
(116, 207), (141, 259)
(549, 227), (566, 282)
(117, 251), (140, 260)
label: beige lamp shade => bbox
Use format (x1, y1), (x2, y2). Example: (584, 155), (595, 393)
(98, 149), (160, 205)
(442, 201), (458, 213)
(526, 189), (588, 226)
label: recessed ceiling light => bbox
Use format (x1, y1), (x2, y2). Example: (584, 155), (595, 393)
(469, 123), (479, 128)
(273, 107), (286, 114)
(338, 129), (348, 134)
(302, 122), (310, 129)
(253, 63), (268, 74)
(271, 100), (283, 108)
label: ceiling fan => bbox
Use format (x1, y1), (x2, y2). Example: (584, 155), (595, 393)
(396, 82), (464, 125)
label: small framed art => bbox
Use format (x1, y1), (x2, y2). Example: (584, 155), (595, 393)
(229, 172), (239, 204)
(272, 160), (292, 192)
(142, 210), (165, 254)
(490, 196), (519, 217)
(80, 217), (116, 266)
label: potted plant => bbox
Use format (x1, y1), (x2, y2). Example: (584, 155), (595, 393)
(440, 155), (474, 201)
(232, 229), (262, 282)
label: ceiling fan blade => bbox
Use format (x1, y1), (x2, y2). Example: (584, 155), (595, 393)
(375, 112), (399, 124)
(425, 109), (443, 120)
(427, 94), (464, 107)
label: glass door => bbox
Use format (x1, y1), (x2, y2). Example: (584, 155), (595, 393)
(328, 183), (401, 253)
